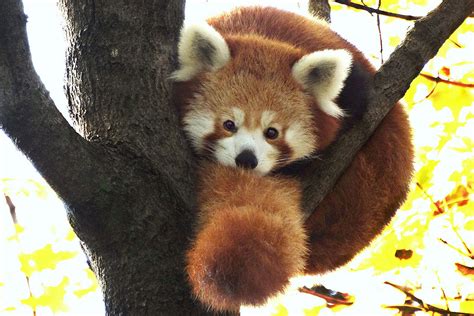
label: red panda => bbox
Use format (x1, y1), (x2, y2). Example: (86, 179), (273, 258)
(172, 6), (414, 312)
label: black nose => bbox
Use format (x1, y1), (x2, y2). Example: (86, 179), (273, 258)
(235, 150), (258, 169)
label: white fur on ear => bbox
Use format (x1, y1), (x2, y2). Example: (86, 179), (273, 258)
(171, 24), (230, 81)
(292, 49), (353, 118)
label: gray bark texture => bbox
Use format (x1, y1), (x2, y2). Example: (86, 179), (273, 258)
(308, 0), (331, 22)
(0, 0), (473, 315)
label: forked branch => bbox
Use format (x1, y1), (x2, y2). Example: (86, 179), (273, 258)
(0, 0), (122, 236)
(301, 0), (474, 216)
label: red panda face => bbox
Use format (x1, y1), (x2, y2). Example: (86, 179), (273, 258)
(173, 23), (352, 174)
(181, 71), (317, 174)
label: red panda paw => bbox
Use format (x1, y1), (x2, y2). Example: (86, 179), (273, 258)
(186, 206), (307, 312)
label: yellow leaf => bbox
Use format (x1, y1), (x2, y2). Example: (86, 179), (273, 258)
(448, 171), (464, 184)
(19, 244), (77, 277)
(461, 159), (474, 177)
(74, 269), (99, 298)
(15, 224), (24, 234)
(430, 85), (471, 118)
(460, 300), (474, 314)
(464, 219), (474, 231)
(304, 305), (324, 316)
(65, 229), (77, 241)
(417, 160), (440, 188)
(74, 283), (98, 299)
(330, 3), (344, 11)
(26, 179), (51, 199)
(410, 0), (429, 6)
(360, 0), (376, 6)
(271, 304), (288, 316)
(388, 35), (401, 48)
(21, 277), (69, 313)
(85, 268), (98, 281)
(7, 224), (24, 241)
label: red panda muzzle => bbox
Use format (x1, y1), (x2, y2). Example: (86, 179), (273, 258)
(235, 149), (258, 169)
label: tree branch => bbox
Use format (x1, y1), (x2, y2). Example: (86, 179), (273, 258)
(334, 0), (422, 21)
(309, 0), (331, 22)
(384, 281), (467, 315)
(420, 73), (474, 88)
(0, 0), (127, 240)
(301, 0), (474, 217)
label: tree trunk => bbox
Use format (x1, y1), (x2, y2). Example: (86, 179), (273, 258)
(56, 0), (207, 314)
(0, 0), (472, 314)
(56, 0), (216, 314)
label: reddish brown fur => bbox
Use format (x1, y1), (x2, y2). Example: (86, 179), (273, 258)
(178, 6), (414, 311)
(187, 163), (307, 311)
(193, 36), (318, 148)
(305, 105), (413, 273)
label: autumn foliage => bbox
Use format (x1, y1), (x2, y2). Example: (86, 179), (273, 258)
(0, 0), (473, 315)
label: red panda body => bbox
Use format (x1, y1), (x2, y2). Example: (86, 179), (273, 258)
(173, 7), (414, 312)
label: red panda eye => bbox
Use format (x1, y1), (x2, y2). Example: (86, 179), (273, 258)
(264, 127), (279, 140)
(223, 120), (237, 132)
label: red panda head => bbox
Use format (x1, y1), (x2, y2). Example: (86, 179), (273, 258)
(172, 23), (352, 174)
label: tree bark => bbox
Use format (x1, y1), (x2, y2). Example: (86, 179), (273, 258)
(1, 0), (208, 314)
(0, 0), (473, 315)
(308, 0), (331, 22)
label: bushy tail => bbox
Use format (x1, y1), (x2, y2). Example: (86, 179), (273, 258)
(187, 204), (307, 312)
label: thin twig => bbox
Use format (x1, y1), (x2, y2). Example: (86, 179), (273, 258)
(422, 81), (438, 100)
(376, 0), (384, 63)
(416, 182), (444, 215)
(334, 0), (422, 20)
(384, 281), (469, 315)
(439, 238), (473, 259)
(449, 218), (474, 258)
(444, 200), (474, 258)
(4, 195), (37, 316)
(408, 78), (438, 105)
(4, 194), (17, 224)
(449, 38), (463, 48)
(420, 73), (474, 88)
(435, 272), (450, 312)
(421, 180), (472, 260)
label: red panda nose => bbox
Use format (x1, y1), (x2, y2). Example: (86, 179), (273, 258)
(235, 150), (258, 170)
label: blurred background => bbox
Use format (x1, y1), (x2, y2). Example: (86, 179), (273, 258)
(0, 0), (473, 315)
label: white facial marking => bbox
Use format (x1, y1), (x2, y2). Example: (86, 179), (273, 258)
(171, 23), (230, 81)
(183, 109), (215, 152)
(260, 110), (276, 127)
(285, 123), (316, 160)
(292, 49), (352, 118)
(232, 107), (245, 126)
(214, 137), (237, 167)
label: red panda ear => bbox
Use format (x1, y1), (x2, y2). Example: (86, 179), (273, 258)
(292, 49), (352, 118)
(171, 24), (230, 82)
